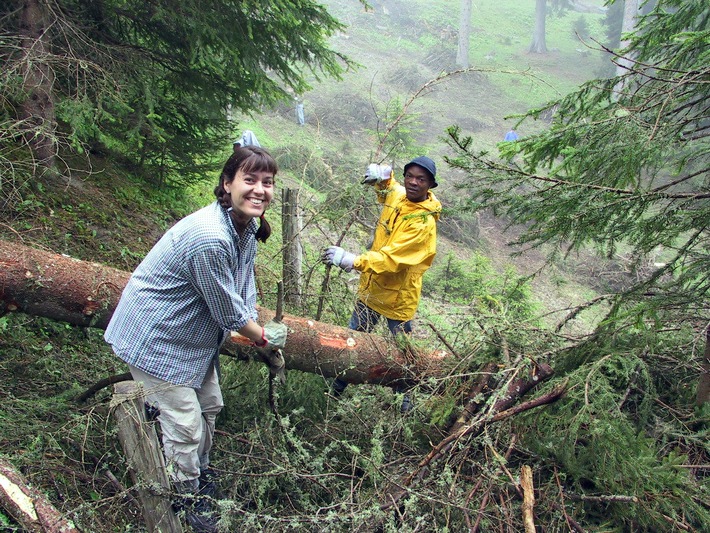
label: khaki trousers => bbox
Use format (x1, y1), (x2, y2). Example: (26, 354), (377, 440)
(128, 362), (224, 483)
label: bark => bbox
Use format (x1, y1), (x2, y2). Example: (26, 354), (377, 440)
(456, 0), (473, 68)
(0, 457), (79, 532)
(281, 188), (303, 308)
(529, 0), (548, 54)
(0, 239), (450, 386)
(111, 382), (183, 532)
(616, 0), (639, 78)
(19, 0), (57, 169)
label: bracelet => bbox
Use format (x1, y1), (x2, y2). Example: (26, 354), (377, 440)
(253, 327), (268, 347)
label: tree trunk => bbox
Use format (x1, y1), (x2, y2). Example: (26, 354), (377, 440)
(19, 0), (57, 170)
(0, 239), (449, 387)
(616, 0), (639, 78)
(529, 0), (547, 54)
(281, 188), (303, 308)
(456, 0), (473, 68)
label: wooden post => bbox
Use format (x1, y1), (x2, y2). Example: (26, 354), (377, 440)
(111, 382), (182, 533)
(520, 465), (536, 533)
(281, 188), (302, 308)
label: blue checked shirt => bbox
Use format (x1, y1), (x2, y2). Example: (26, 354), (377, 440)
(105, 202), (259, 388)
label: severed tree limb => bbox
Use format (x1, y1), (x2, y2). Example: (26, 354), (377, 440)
(76, 372), (132, 403)
(0, 457), (80, 533)
(381, 367), (566, 511)
(449, 361), (497, 435)
(520, 465), (536, 533)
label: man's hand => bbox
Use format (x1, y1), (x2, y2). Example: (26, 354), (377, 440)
(362, 163), (392, 185)
(321, 246), (355, 272)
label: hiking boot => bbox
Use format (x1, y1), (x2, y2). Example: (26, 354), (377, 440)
(400, 394), (413, 414)
(184, 497), (218, 533)
(173, 480), (219, 533)
(330, 378), (348, 398)
(199, 467), (221, 499)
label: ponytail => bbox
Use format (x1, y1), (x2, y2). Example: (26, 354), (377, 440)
(256, 213), (271, 243)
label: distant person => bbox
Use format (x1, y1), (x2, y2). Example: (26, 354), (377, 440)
(504, 128), (519, 141)
(233, 129), (261, 152)
(321, 157), (442, 413)
(295, 100), (305, 126)
(105, 147), (287, 533)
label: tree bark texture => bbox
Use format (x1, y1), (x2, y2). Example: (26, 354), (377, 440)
(111, 382), (183, 533)
(19, 0), (57, 169)
(0, 457), (79, 533)
(616, 0), (639, 78)
(0, 239), (450, 386)
(281, 188), (303, 308)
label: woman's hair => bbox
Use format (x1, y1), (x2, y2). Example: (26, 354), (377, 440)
(214, 146), (278, 243)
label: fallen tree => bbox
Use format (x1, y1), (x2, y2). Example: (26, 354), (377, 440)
(0, 239), (448, 386)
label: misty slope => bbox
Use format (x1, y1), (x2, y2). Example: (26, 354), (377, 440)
(241, 0), (612, 329)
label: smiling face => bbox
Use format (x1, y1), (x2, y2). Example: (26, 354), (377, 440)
(404, 164), (434, 202)
(223, 168), (275, 228)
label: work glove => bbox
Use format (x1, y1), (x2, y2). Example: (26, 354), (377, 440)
(254, 320), (288, 384)
(321, 246), (356, 272)
(362, 163), (392, 185)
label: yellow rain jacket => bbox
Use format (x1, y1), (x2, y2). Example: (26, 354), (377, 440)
(352, 176), (442, 321)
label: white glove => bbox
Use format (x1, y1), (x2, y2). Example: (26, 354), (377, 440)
(322, 246), (356, 272)
(362, 163), (392, 185)
(262, 320), (287, 349)
(254, 321), (288, 384)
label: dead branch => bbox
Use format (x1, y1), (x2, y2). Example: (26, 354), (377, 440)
(381, 363), (564, 511)
(520, 465), (536, 533)
(0, 457), (80, 532)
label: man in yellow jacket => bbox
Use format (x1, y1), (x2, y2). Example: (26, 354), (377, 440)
(322, 156), (442, 412)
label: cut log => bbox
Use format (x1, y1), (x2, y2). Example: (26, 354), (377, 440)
(0, 457), (79, 532)
(0, 239), (449, 386)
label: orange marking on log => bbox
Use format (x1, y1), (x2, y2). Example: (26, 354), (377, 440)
(319, 333), (356, 350)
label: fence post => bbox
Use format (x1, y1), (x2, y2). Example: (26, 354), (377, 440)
(282, 188), (303, 308)
(112, 381), (183, 532)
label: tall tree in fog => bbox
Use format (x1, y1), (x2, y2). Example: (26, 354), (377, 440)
(615, 0), (640, 79)
(529, 0), (548, 53)
(456, 0), (473, 67)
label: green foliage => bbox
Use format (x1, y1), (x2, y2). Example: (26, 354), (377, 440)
(445, 0), (710, 335)
(1, 0), (350, 188)
(519, 336), (709, 529)
(423, 251), (538, 324)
